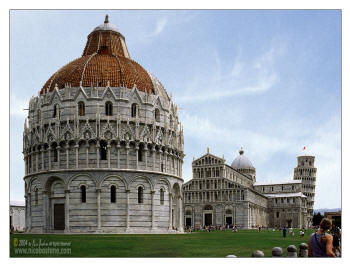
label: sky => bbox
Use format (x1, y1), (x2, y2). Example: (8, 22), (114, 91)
(10, 10), (341, 209)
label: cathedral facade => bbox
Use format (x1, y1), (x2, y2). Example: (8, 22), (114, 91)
(182, 149), (316, 229)
(23, 16), (185, 233)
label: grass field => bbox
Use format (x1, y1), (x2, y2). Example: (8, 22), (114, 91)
(10, 229), (314, 257)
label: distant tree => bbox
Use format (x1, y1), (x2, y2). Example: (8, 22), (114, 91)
(312, 212), (323, 226)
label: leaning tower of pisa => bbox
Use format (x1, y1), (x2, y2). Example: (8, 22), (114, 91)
(293, 155), (317, 227)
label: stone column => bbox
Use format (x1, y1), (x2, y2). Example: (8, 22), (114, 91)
(42, 190), (48, 231)
(151, 190), (155, 230)
(107, 143), (111, 168)
(126, 189), (130, 230)
(96, 142), (100, 168)
(27, 193), (32, 231)
(66, 144), (69, 169)
(64, 190), (70, 232)
(75, 144), (79, 169)
(57, 145), (61, 169)
(86, 144), (89, 168)
(96, 189), (101, 231)
(144, 146), (148, 170)
(168, 193), (173, 230)
(48, 146), (52, 170)
(178, 195), (183, 231)
(117, 143), (120, 169)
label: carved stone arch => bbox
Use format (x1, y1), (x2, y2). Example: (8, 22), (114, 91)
(67, 173), (97, 190)
(101, 121), (117, 141)
(45, 125), (57, 144)
(157, 178), (171, 193)
(155, 128), (164, 145)
(139, 125), (152, 143)
(129, 175), (154, 191)
(121, 124), (135, 142)
(29, 177), (41, 192)
(80, 119), (96, 140)
(98, 174), (127, 190)
(61, 122), (74, 141)
(172, 182), (181, 197)
(101, 86), (117, 101)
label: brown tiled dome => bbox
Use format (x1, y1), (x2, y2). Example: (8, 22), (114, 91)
(40, 16), (155, 95)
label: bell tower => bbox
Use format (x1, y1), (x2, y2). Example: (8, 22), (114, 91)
(293, 155), (317, 227)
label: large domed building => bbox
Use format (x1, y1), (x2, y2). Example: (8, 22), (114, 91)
(23, 16), (184, 233)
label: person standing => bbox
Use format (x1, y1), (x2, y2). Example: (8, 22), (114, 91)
(308, 218), (336, 257)
(283, 226), (287, 238)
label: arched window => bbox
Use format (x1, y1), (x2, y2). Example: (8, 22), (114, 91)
(100, 140), (107, 160)
(138, 187), (143, 204)
(37, 110), (41, 123)
(52, 143), (58, 162)
(138, 146), (143, 162)
(53, 104), (59, 118)
(154, 108), (160, 122)
(105, 101), (113, 116)
(78, 101), (85, 116)
(160, 188), (164, 205)
(81, 185), (86, 203)
(110, 185), (116, 203)
(131, 103), (138, 118)
(34, 188), (39, 205)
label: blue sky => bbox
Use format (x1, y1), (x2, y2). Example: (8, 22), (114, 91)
(10, 10), (341, 209)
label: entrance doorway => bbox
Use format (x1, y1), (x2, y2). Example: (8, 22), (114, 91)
(205, 213), (212, 226)
(226, 216), (232, 225)
(185, 218), (192, 227)
(54, 204), (65, 230)
(287, 219), (292, 228)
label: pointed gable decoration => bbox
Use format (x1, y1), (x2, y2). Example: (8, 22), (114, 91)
(73, 86), (89, 101)
(139, 125), (152, 143)
(129, 85), (144, 105)
(101, 121), (117, 140)
(80, 119), (96, 140)
(49, 87), (63, 105)
(60, 120), (75, 141)
(101, 86), (117, 101)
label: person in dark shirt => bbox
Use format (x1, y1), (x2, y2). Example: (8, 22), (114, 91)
(308, 218), (335, 257)
(283, 226), (287, 238)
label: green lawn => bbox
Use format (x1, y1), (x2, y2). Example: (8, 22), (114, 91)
(10, 229), (313, 257)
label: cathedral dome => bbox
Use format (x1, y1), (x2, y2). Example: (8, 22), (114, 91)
(40, 15), (157, 95)
(93, 15), (120, 33)
(231, 148), (254, 169)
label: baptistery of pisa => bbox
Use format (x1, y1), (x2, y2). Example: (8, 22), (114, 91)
(23, 16), (185, 233)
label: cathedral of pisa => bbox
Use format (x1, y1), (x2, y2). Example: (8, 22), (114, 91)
(183, 149), (316, 229)
(22, 16), (316, 233)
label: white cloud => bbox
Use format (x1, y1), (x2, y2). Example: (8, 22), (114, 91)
(176, 46), (281, 104)
(153, 18), (167, 36)
(10, 94), (28, 118)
